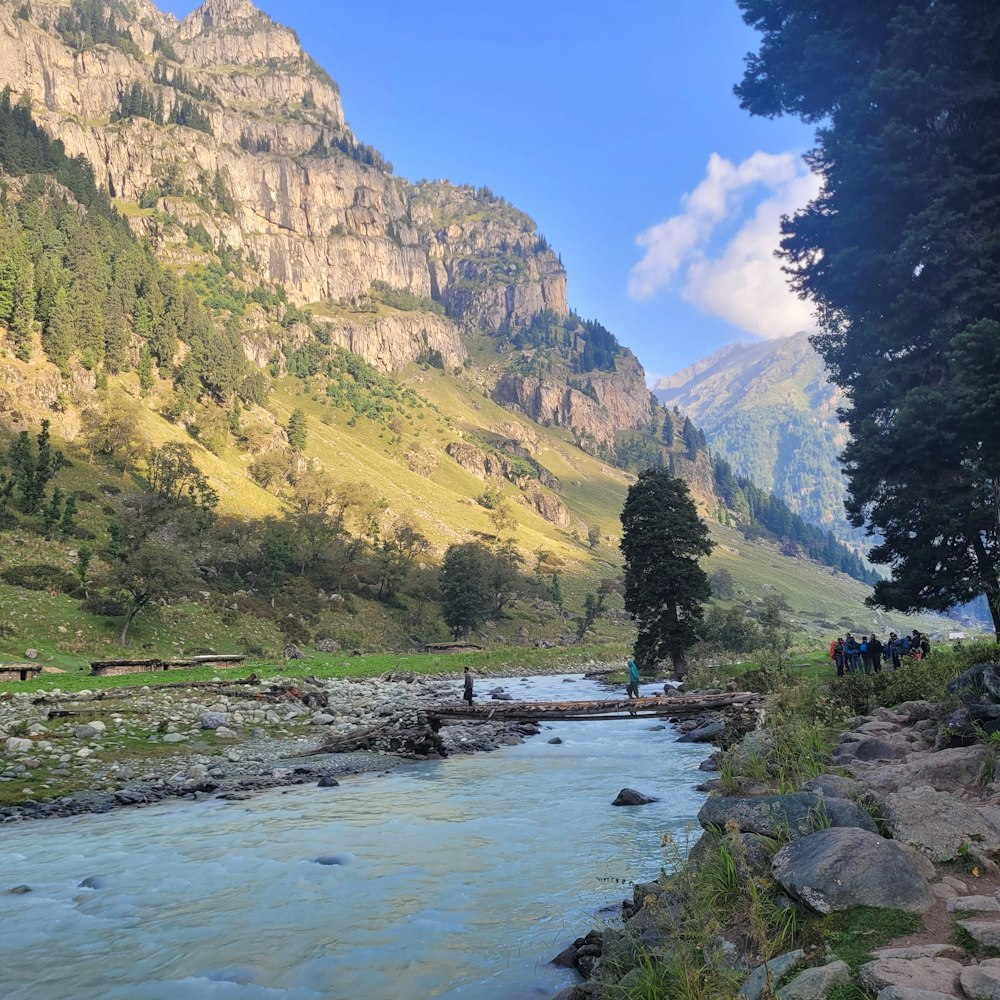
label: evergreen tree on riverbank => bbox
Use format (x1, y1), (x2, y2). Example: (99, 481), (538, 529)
(620, 470), (714, 679)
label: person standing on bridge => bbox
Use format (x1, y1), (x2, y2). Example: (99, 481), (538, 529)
(463, 666), (474, 707)
(626, 658), (640, 699)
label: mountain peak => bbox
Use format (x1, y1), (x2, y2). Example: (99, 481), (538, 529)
(182, 0), (264, 33)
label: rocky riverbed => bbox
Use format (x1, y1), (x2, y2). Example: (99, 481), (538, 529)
(0, 671), (547, 822)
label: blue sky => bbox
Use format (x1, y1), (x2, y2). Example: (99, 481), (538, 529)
(160, 1), (817, 381)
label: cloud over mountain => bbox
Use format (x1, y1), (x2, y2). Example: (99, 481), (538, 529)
(628, 151), (821, 339)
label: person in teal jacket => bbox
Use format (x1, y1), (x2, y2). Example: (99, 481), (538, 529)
(626, 658), (640, 699)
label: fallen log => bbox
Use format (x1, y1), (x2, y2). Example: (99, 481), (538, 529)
(428, 691), (758, 724)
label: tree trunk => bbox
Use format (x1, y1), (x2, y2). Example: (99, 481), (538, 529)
(971, 529), (1000, 644)
(671, 649), (688, 682)
(986, 581), (1000, 646)
(119, 600), (145, 644)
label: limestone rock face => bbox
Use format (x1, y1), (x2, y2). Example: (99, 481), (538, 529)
(494, 355), (653, 450)
(0, 0), (557, 375)
(0, 0), (661, 448)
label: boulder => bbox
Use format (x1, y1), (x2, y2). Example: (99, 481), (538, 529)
(859, 957), (963, 995)
(961, 959), (1000, 1000)
(5, 737), (32, 754)
(74, 724), (102, 739)
(833, 737), (910, 762)
(200, 712), (230, 730)
(677, 720), (725, 743)
(738, 949), (805, 1000)
(882, 786), (1000, 860)
(612, 788), (658, 806)
(777, 960), (850, 999)
(698, 792), (876, 839)
(876, 990), (960, 1000)
(861, 746), (989, 796)
(947, 662), (1000, 702)
(955, 918), (1000, 948)
(871, 944), (965, 961)
(317, 775), (340, 788)
(284, 644), (306, 660)
(946, 894), (1000, 912)
(772, 828), (934, 914)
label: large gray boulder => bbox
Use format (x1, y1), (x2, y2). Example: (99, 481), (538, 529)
(698, 792), (876, 839)
(960, 959), (1000, 1000)
(884, 786), (1000, 860)
(772, 828), (934, 914)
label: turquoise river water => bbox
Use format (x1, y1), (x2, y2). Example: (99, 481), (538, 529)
(0, 674), (708, 1000)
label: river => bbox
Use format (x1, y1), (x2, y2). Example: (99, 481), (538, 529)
(0, 673), (709, 1000)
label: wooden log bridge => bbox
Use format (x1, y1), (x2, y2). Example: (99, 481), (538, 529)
(428, 690), (759, 724)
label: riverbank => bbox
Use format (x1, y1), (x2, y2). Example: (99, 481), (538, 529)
(1, 665), (601, 822)
(555, 648), (1000, 999)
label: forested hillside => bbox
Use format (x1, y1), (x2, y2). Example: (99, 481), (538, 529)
(653, 332), (854, 541)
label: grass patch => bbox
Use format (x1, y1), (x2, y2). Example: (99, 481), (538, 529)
(0, 641), (632, 695)
(818, 906), (923, 970)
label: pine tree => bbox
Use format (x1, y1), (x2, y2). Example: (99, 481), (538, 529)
(439, 542), (493, 640)
(737, 0), (1000, 638)
(682, 416), (699, 461)
(620, 470), (714, 678)
(286, 407), (307, 452)
(137, 346), (154, 397)
(42, 286), (74, 371)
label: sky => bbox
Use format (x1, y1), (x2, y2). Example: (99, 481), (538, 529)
(158, 0), (819, 382)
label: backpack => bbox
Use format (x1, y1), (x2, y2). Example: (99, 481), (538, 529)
(860, 642), (867, 653)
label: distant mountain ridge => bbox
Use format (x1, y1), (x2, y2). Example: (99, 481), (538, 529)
(653, 332), (855, 541)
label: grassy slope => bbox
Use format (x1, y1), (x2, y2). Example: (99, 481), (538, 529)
(0, 344), (956, 676)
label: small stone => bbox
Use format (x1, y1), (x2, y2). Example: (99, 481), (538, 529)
(8, 885), (31, 894)
(313, 854), (353, 866)
(161, 733), (186, 744)
(317, 775), (340, 787)
(547, 737), (563, 745)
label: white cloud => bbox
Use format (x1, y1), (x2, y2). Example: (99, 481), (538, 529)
(628, 151), (822, 339)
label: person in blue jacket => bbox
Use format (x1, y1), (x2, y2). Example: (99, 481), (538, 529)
(626, 658), (640, 699)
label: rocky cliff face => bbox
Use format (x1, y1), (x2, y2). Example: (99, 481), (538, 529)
(0, 0), (649, 437)
(0, 0), (563, 350)
(495, 351), (653, 450)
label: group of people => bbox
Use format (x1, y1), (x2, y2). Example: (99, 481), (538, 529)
(828, 630), (931, 676)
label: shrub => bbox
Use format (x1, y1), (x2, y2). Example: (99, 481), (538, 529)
(1, 563), (80, 595)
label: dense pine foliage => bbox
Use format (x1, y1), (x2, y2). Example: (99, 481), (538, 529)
(738, 0), (1000, 638)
